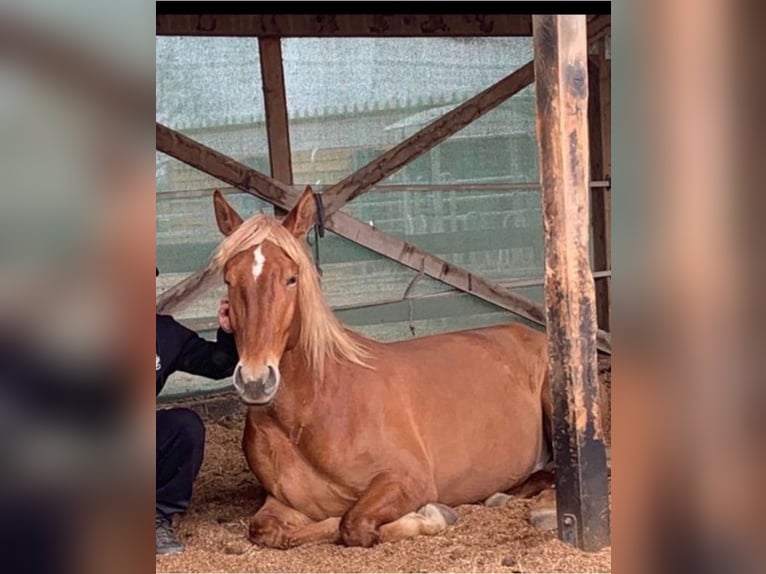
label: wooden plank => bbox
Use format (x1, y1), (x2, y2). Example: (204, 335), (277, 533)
(156, 14), (533, 37)
(318, 15), (611, 218)
(181, 270), (610, 335)
(155, 125), (612, 353)
(182, 291), (507, 332)
(155, 125), (611, 351)
(157, 123), (292, 206)
(156, 226), (545, 271)
(258, 37), (292, 217)
(156, 181), (613, 201)
(533, 15), (610, 551)
(588, 56), (610, 330)
(598, 39), (612, 297)
(599, 38), (611, 178)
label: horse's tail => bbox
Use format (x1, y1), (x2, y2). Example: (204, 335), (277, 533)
(539, 368), (555, 470)
(541, 368), (553, 433)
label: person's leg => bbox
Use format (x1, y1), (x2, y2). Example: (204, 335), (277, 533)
(156, 408), (205, 554)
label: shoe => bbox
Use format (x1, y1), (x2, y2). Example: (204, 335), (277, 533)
(156, 515), (184, 555)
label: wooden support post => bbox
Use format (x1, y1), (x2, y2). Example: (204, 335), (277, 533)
(599, 33), (611, 179)
(532, 15), (611, 551)
(588, 54), (611, 330)
(258, 37), (292, 216)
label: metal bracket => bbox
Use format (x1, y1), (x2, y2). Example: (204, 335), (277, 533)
(560, 513), (579, 547)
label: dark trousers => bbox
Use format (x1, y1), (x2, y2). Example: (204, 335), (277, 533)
(156, 408), (205, 518)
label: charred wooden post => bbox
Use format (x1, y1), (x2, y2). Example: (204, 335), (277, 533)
(532, 14), (611, 551)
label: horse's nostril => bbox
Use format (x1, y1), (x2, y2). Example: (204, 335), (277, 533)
(259, 366), (277, 395)
(233, 363), (278, 402)
(233, 364), (244, 387)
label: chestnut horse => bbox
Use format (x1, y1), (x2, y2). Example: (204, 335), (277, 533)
(211, 187), (554, 549)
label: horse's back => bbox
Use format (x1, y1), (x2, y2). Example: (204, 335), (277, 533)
(380, 322), (549, 505)
(385, 322), (547, 391)
(386, 322), (544, 352)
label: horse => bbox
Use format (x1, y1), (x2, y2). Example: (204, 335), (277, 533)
(210, 186), (555, 549)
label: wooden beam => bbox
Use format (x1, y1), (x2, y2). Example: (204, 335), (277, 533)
(258, 37), (292, 216)
(321, 61), (535, 217)
(584, 13), (611, 44)
(588, 55), (611, 331)
(156, 14), (534, 37)
(180, 270), (615, 336)
(155, 124), (612, 353)
(319, 15), (611, 218)
(599, 36), (611, 178)
(533, 15), (610, 551)
(155, 122), (545, 326)
(599, 39), (612, 303)
(157, 123), (292, 206)
(177, 271), (615, 335)
(156, 180), (613, 201)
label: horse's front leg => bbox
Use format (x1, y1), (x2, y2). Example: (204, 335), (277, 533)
(249, 495), (341, 549)
(339, 471), (442, 547)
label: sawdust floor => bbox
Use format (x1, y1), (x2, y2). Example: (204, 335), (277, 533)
(157, 357), (612, 573)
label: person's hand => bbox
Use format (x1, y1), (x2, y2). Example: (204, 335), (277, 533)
(218, 297), (233, 333)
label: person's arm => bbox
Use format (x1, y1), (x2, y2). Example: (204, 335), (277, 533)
(174, 326), (238, 380)
(171, 299), (239, 380)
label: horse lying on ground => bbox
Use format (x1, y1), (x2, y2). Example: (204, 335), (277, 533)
(210, 187), (556, 548)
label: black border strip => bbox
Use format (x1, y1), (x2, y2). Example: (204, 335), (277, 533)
(156, 2), (611, 16)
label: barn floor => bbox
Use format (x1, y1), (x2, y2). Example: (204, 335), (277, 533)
(156, 357), (612, 574)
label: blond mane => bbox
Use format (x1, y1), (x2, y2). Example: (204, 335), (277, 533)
(211, 214), (372, 375)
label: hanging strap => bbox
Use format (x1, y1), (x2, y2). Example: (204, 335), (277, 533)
(312, 189), (325, 277)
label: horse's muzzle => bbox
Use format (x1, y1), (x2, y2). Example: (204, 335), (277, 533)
(233, 362), (280, 405)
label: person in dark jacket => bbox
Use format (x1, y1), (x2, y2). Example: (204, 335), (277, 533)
(156, 267), (238, 555)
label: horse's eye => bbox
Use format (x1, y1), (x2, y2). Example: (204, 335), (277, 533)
(286, 276), (298, 287)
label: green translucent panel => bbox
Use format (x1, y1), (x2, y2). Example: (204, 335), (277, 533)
(156, 37), (551, 400)
(156, 37), (270, 192)
(281, 37), (535, 186)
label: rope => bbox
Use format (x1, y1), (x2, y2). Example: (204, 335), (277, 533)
(312, 189), (325, 277)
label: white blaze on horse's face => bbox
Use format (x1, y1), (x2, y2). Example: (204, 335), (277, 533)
(223, 241), (300, 406)
(213, 186), (315, 406)
(252, 245), (266, 280)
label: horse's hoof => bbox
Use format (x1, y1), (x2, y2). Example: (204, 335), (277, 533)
(418, 503), (459, 527)
(249, 519), (291, 549)
(339, 515), (380, 547)
(484, 492), (512, 508)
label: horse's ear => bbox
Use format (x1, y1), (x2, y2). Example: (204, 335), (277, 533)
(282, 186), (316, 238)
(213, 190), (244, 236)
